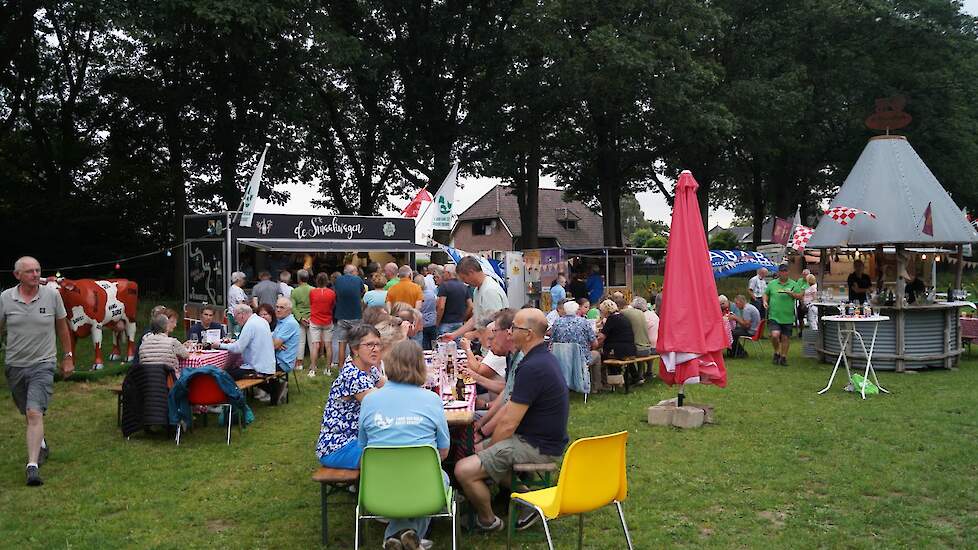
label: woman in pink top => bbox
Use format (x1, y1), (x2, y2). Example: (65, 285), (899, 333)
(308, 272), (337, 377)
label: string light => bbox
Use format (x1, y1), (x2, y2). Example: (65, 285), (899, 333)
(2, 242), (188, 273)
(114, 263), (121, 270)
(165, 249), (172, 257)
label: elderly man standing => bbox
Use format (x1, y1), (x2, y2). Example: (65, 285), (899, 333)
(455, 308), (569, 533)
(748, 267), (769, 319)
(1, 256), (74, 486)
(442, 256), (508, 342)
(270, 297), (300, 405)
(219, 304), (275, 379)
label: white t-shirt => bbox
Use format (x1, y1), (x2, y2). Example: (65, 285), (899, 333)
(481, 350), (508, 378)
(748, 275), (767, 300)
(279, 282), (293, 298)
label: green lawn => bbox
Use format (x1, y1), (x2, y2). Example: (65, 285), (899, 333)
(2, 338), (978, 548)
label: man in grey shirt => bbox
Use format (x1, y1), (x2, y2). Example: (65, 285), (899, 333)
(1, 256), (74, 486)
(441, 256), (508, 342)
(730, 294), (761, 358)
(250, 271), (282, 308)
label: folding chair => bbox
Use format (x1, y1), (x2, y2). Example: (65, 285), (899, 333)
(739, 319), (767, 355)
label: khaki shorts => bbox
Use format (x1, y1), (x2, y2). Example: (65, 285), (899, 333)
(308, 323), (334, 345)
(6, 362), (56, 415)
(476, 434), (560, 484)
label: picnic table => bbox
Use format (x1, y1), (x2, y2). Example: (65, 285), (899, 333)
(179, 349), (230, 371)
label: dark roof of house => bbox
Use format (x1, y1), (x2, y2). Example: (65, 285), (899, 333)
(710, 218), (775, 243)
(455, 185), (606, 247)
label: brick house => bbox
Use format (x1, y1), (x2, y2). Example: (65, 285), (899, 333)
(451, 185), (607, 251)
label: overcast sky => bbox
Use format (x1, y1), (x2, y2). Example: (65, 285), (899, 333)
(259, 1), (978, 230)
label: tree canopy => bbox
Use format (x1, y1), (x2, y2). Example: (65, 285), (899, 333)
(3, 0), (978, 288)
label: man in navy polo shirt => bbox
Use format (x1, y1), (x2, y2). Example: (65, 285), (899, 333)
(454, 307), (569, 533)
(333, 264), (365, 365)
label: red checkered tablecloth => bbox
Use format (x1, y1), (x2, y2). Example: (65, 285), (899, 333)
(179, 350), (229, 371)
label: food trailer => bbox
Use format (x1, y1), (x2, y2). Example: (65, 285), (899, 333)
(183, 212), (433, 312)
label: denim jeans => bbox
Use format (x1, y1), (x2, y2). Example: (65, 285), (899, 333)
(384, 470), (450, 540)
(437, 322), (463, 342)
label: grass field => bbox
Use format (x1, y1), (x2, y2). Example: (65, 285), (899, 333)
(2, 328), (978, 549)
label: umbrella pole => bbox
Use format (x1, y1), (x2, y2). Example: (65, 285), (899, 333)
(677, 384), (685, 407)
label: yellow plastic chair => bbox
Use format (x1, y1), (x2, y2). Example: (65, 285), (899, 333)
(507, 431), (632, 549)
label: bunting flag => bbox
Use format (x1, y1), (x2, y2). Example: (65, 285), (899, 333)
(401, 188), (433, 218)
(790, 225), (815, 251)
(434, 242), (506, 287)
(922, 201), (934, 236)
(824, 206), (877, 226)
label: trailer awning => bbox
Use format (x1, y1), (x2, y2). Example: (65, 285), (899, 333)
(239, 239), (437, 253)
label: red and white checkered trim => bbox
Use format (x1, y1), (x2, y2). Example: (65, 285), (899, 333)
(824, 207), (877, 226)
(790, 225), (814, 250)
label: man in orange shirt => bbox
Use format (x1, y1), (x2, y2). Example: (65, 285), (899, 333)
(386, 265), (423, 309)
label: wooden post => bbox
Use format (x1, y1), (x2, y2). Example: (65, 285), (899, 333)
(955, 244), (964, 290)
(895, 244), (906, 372)
(816, 249), (829, 362)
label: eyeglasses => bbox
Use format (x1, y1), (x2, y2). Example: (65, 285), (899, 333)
(510, 325), (532, 333)
(358, 342), (382, 349)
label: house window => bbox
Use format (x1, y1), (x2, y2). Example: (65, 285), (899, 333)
(472, 219), (494, 235)
(558, 219), (578, 230)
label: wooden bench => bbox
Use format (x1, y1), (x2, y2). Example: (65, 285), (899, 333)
(602, 355), (659, 393)
(235, 372), (290, 404)
(313, 466), (360, 546)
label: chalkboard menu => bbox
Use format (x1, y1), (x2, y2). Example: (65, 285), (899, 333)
(187, 240), (225, 306)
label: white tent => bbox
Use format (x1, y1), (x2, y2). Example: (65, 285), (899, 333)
(808, 135), (978, 248)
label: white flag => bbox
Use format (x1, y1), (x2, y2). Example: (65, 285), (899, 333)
(430, 162), (459, 231)
(239, 143), (269, 227)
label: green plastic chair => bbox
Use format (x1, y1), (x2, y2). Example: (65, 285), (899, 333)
(355, 445), (457, 550)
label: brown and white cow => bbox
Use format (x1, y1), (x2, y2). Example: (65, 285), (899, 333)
(44, 278), (139, 370)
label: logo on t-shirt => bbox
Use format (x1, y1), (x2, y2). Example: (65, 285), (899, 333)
(39, 307), (46, 314)
(373, 412), (394, 429)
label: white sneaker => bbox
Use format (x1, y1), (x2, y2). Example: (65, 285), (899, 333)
(254, 388), (272, 403)
(307, 370), (317, 378)
(295, 363), (304, 371)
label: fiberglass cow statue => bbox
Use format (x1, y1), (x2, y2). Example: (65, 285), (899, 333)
(44, 277), (139, 370)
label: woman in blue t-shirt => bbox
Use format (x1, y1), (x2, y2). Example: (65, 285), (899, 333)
(315, 325), (386, 469)
(358, 340), (450, 549)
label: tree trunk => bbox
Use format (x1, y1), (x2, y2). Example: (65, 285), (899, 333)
(216, 101), (239, 210)
(164, 103), (187, 298)
(751, 165), (765, 248)
(696, 175), (711, 232)
(520, 144), (542, 250)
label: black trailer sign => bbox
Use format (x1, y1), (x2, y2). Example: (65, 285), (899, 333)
(187, 240), (225, 306)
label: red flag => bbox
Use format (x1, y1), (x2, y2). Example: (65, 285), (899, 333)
(922, 202), (933, 236)
(772, 217), (792, 245)
(401, 188), (434, 218)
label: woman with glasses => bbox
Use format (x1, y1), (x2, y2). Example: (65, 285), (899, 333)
(315, 324), (387, 470)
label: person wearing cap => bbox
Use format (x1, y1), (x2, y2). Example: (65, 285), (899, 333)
(763, 264), (804, 366)
(227, 271), (249, 337)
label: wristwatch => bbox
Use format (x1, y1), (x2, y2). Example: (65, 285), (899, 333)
(63, 352), (73, 359)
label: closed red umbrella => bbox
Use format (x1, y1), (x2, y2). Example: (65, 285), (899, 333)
(657, 170), (727, 399)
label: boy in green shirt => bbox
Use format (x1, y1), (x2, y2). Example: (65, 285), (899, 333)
(764, 264), (804, 366)
(290, 269), (313, 369)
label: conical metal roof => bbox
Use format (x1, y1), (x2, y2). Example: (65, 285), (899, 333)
(808, 135), (978, 248)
